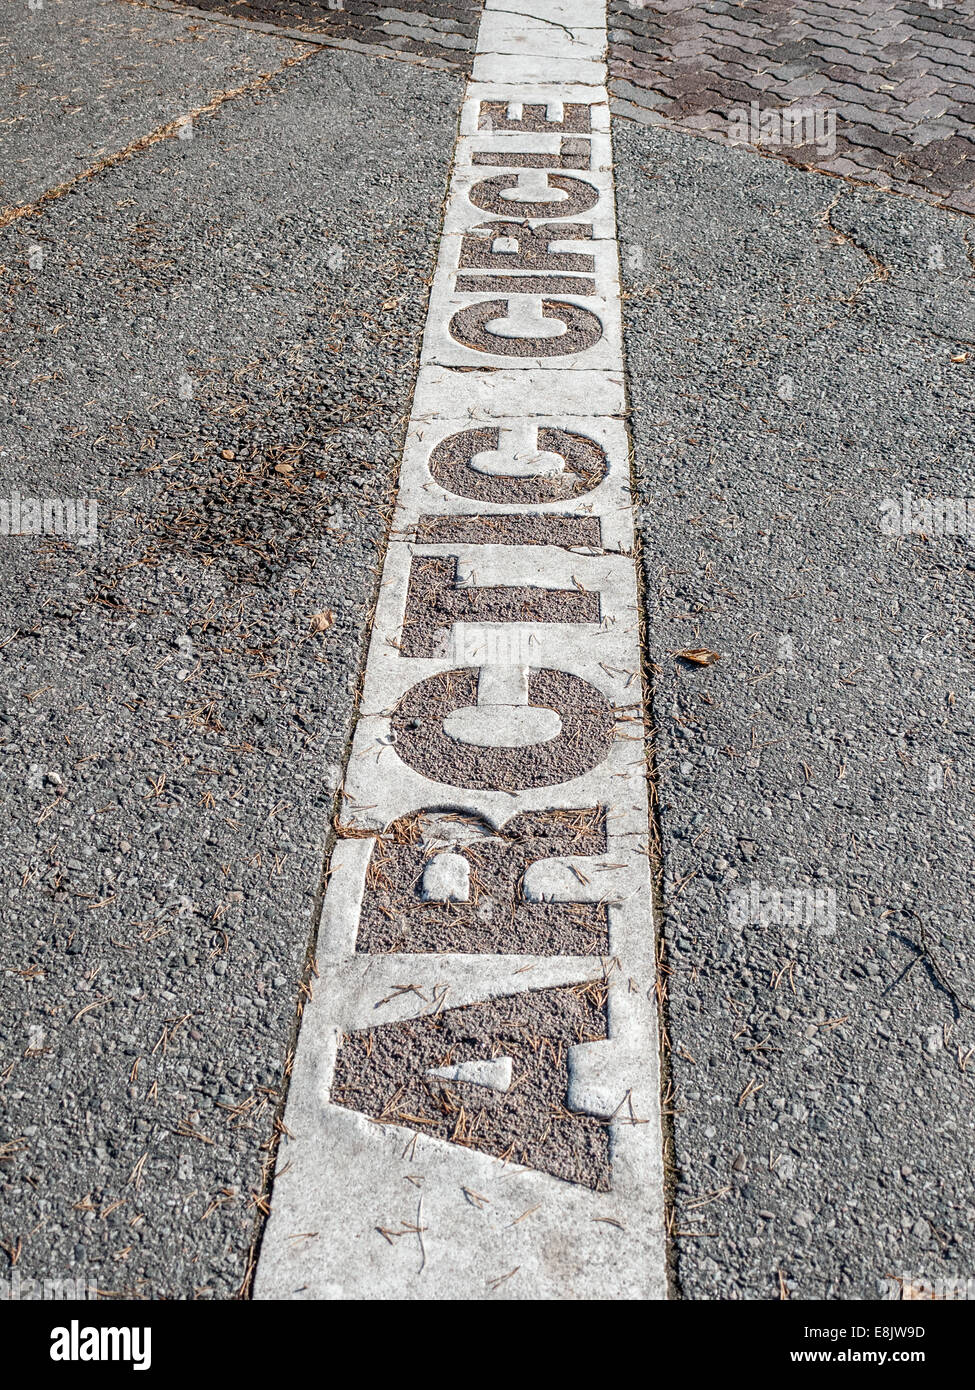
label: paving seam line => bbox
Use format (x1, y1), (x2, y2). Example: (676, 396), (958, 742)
(253, 0), (668, 1301)
(0, 50), (316, 232)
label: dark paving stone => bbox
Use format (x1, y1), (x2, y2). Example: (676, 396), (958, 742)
(187, 0), (482, 70)
(608, 0), (975, 209)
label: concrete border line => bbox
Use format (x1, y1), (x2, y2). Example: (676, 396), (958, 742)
(253, 0), (667, 1301)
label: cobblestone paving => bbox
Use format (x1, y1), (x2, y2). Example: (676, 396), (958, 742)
(609, 0), (975, 214)
(187, 0), (481, 68)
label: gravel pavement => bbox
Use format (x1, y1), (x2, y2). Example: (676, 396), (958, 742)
(0, 28), (461, 1298)
(1, 0), (302, 211)
(4, 0), (975, 1305)
(614, 116), (975, 1300)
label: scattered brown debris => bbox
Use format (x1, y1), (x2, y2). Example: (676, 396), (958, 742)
(670, 648), (722, 666)
(308, 610), (335, 636)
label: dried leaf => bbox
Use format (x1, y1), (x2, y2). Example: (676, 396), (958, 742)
(672, 647), (722, 666)
(309, 611), (335, 636)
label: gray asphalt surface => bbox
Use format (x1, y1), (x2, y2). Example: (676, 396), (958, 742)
(0, 21), (461, 1296)
(615, 120), (975, 1299)
(0, 0), (302, 210)
(4, 0), (975, 1306)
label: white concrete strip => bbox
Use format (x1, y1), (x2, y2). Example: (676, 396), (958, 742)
(254, 0), (666, 1302)
(411, 364), (626, 418)
(472, 54), (606, 85)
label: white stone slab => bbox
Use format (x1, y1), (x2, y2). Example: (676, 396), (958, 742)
(483, 0), (606, 26)
(391, 413), (635, 554)
(476, 13), (606, 62)
(358, 542), (640, 696)
(437, 232), (618, 292)
(421, 280), (622, 372)
(254, 951), (663, 1301)
(341, 719), (651, 836)
(463, 82), (612, 135)
(440, 231), (619, 311)
(317, 953), (605, 1027)
(442, 166), (618, 242)
(482, 0), (604, 25)
(454, 131), (613, 169)
(254, 0), (666, 1305)
(473, 53), (606, 85)
(255, 1103), (664, 1300)
(410, 365), (626, 419)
